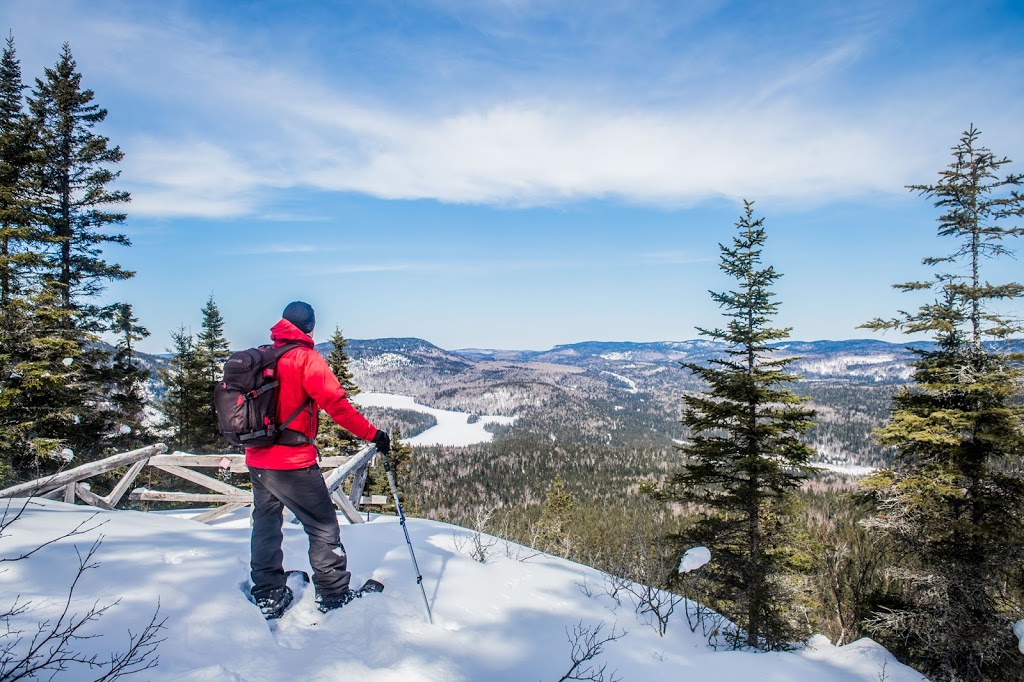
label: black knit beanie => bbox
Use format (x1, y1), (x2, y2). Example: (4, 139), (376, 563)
(282, 301), (316, 334)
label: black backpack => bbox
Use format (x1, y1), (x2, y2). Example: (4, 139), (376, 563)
(214, 343), (314, 448)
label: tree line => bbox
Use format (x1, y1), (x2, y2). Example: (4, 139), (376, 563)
(0, 32), (1021, 682)
(0, 37), (149, 483)
(411, 127), (1024, 680)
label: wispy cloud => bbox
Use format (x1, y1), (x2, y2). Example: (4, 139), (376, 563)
(13, 1), (1024, 219)
(305, 263), (444, 275)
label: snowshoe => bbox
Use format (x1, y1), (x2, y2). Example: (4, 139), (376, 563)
(250, 570), (310, 620)
(316, 578), (384, 613)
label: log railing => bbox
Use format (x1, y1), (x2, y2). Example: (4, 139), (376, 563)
(0, 443), (379, 525)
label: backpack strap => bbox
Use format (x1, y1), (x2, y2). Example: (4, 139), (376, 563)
(269, 343), (316, 446)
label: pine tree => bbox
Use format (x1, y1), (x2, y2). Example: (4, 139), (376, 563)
(3, 43), (139, 468)
(535, 474), (579, 558)
(29, 43), (132, 315)
(860, 126), (1024, 681)
(662, 201), (816, 650)
(196, 295), (229, 383)
(318, 326), (362, 457)
(195, 295), (230, 450)
(0, 34), (45, 307)
(157, 327), (207, 453)
(0, 283), (93, 478)
(106, 302), (151, 451)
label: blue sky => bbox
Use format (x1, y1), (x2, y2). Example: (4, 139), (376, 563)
(7, 0), (1024, 353)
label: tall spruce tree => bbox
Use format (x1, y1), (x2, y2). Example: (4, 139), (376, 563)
(106, 302), (151, 451)
(318, 326), (362, 457)
(157, 327), (207, 453)
(29, 42), (131, 314)
(662, 201), (816, 650)
(0, 42), (140, 470)
(860, 126), (1024, 681)
(195, 295), (230, 450)
(0, 34), (40, 482)
(196, 295), (229, 383)
(0, 34), (45, 307)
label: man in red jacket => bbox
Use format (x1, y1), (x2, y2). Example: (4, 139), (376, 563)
(247, 301), (391, 619)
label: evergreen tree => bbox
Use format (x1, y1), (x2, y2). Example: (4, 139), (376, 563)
(860, 126), (1024, 681)
(318, 326), (362, 457)
(28, 42), (132, 315)
(195, 295), (230, 450)
(661, 201), (816, 650)
(106, 302), (151, 451)
(0, 283), (93, 478)
(0, 34), (45, 307)
(365, 428), (413, 515)
(0, 43), (140, 470)
(535, 474), (579, 558)
(157, 327), (207, 452)
(196, 295), (229, 383)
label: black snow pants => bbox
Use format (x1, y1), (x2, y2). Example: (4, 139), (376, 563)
(248, 464), (351, 600)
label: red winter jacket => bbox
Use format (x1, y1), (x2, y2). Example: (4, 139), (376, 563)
(245, 319), (378, 470)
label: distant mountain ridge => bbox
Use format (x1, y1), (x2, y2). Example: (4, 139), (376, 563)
(132, 336), (1019, 466)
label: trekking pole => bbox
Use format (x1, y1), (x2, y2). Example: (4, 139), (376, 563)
(379, 449), (433, 624)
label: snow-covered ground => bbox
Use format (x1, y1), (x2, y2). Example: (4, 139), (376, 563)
(1, 499), (926, 681)
(357, 392), (516, 446)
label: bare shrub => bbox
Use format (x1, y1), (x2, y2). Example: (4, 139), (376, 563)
(0, 500), (166, 680)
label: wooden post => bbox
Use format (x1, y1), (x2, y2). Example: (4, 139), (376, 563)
(129, 491), (252, 504)
(75, 484), (113, 510)
(151, 464), (248, 497)
(105, 458), (150, 507)
(349, 463), (369, 507)
(323, 445), (376, 494)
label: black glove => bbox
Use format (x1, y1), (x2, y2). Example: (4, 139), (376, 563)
(371, 429), (391, 456)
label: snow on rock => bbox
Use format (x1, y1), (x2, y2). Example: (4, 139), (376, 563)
(354, 352), (413, 374)
(119, 425), (132, 435)
(803, 636), (921, 681)
(358, 392), (515, 446)
(0, 500), (927, 682)
(62, 357), (74, 366)
(1013, 619), (1024, 654)
(678, 546), (711, 573)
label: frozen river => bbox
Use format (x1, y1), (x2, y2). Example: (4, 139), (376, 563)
(357, 392), (516, 446)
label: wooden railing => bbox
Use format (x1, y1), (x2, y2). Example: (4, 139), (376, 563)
(0, 443), (379, 524)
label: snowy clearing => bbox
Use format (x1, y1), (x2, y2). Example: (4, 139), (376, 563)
(601, 371), (639, 393)
(0, 499), (926, 681)
(357, 392), (515, 446)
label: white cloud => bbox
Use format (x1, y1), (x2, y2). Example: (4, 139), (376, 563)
(12, 1), (1024, 219)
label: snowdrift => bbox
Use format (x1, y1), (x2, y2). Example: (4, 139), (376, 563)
(1, 499), (924, 681)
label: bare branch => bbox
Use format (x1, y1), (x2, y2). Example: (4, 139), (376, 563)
(556, 620), (626, 682)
